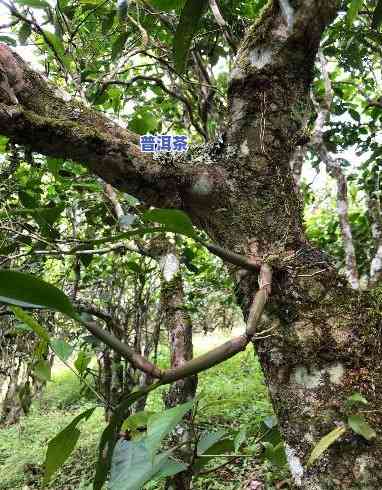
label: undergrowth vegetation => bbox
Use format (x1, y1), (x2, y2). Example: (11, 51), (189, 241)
(0, 341), (288, 490)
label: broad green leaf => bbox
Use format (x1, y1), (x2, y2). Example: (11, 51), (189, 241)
(18, 190), (39, 208)
(122, 410), (154, 431)
(102, 11), (115, 34)
(94, 387), (159, 490)
(43, 407), (96, 484)
(145, 400), (193, 457)
(129, 111), (157, 135)
(143, 209), (196, 237)
(0, 36), (17, 47)
(262, 441), (287, 468)
(0, 135), (9, 153)
(155, 459), (188, 479)
(346, 0), (363, 26)
(79, 253), (93, 268)
(74, 350), (91, 374)
(11, 306), (50, 342)
(126, 260), (142, 274)
(33, 359), (51, 381)
(346, 392), (368, 406)
(16, 0), (49, 7)
(372, 0), (382, 29)
(46, 157), (62, 177)
(197, 429), (226, 455)
(18, 22), (32, 44)
(348, 415), (376, 440)
(0, 270), (78, 319)
(42, 30), (71, 70)
(149, 0), (185, 11)
(234, 426), (247, 453)
(109, 440), (172, 490)
(50, 339), (74, 362)
(192, 438), (234, 472)
(349, 108), (360, 122)
(173, 0), (208, 73)
(111, 32), (128, 60)
(13, 205), (65, 226)
(43, 30), (64, 55)
(307, 425), (347, 467)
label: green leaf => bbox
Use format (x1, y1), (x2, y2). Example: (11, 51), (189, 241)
(0, 135), (9, 153)
(111, 32), (128, 60)
(307, 425), (347, 467)
(192, 438), (234, 472)
(173, 0), (208, 73)
(372, 0), (382, 29)
(74, 350), (91, 374)
(16, 0), (49, 8)
(18, 22), (32, 44)
(11, 306), (50, 342)
(143, 209), (196, 238)
(145, 400), (193, 457)
(46, 157), (62, 177)
(42, 30), (71, 70)
(346, 392), (368, 406)
(0, 36), (17, 47)
(122, 410), (154, 431)
(102, 11), (115, 34)
(262, 441), (287, 468)
(33, 359), (51, 381)
(234, 426), (247, 453)
(94, 388), (158, 490)
(0, 270), (78, 319)
(128, 110), (157, 135)
(50, 339), (74, 361)
(349, 108), (360, 122)
(348, 415), (376, 440)
(197, 429), (226, 455)
(149, 0), (185, 11)
(155, 459), (188, 479)
(109, 440), (172, 490)
(19, 190), (39, 208)
(346, 0), (363, 26)
(43, 407), (96, 485)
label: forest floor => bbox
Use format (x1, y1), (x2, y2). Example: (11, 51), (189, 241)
(0, 330), (290, 489)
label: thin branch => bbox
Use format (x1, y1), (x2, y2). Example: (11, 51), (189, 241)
(73, 266), (270, 385)
(0, 0), (67, 72)
(208, 0), (237, 52)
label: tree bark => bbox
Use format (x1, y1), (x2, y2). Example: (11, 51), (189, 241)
(153, 239), (196, 490)
(3, 2), (382, 487)
(310, 52), (360, 290)
(367, 193), (382, 288)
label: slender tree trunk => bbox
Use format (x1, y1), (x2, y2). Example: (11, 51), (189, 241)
(312, 52), (360, 290)
(367, 194), (382, 288)
(159, 242), (196, 490)
(296, 51), (360, 289)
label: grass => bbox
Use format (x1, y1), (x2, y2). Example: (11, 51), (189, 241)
(0, 332), (282, 490)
